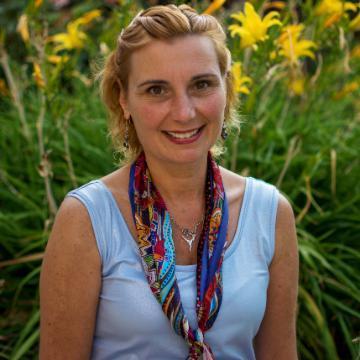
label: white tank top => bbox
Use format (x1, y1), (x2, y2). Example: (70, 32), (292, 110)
(67, 176), (279, 359)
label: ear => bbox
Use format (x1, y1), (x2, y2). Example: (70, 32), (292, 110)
(119, 86), (130, 120)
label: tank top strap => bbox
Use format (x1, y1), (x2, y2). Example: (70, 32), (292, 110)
(66, 180), (117, 268)
(242, 177), (279, 265)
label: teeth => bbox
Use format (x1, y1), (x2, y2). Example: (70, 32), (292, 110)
(166, 128), (199, 139)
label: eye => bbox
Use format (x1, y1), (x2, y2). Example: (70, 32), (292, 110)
(195, 80), (211, 90)
(147, 85), (166, 96)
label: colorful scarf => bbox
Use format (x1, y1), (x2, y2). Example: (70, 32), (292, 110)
(129, 152), (228, 359)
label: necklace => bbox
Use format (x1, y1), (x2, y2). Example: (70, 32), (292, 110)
(170, 215), (203, 251)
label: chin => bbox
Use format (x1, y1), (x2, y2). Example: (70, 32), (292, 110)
(142, 139), (214, 166)
(164, 148), (210, 164)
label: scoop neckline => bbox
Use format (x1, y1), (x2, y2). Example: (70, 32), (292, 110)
(175, 177), (251, 272)
(95, 176), (252, 272)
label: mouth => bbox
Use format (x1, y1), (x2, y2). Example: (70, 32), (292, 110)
(163, 126), (204, 141)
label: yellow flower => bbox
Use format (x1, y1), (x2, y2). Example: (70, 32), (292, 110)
(232, 62), (252, 94)
(17, 14), (30, 43)
(350, 44), (360, 58)
(275, 24), (317, 66)
(263, 1), (286, 11)
(333, 81), (359, 100)
(49, 25), (86, 52)
(350, 13), (360, 31)
(47, 55), (69, 64)
(203, 0), (226, 15)
(72, 9), (101, 26)
(316, 0), (357, 15)
(289, 77), (305, 96)
(48, 10), (101, 52)
(324, 12), (343, 28)
(229, 2), (282, 50)
(315, 0), (357, 27)
(35, 0), (43, 8)
(33, 63), (45, 88)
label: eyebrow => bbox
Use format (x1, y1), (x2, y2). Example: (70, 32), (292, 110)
(192, 73), (219, 81)
(137, 73), (219, 88)
(137, 80), (167, 88)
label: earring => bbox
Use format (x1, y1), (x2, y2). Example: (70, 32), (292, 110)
(221, 123), (228, 140)
(123, 117), (130, 149)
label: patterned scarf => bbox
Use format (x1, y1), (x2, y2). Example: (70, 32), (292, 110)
(129, 152), (228, 359)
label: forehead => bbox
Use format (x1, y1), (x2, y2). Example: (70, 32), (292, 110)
(128, 35), (220, 83)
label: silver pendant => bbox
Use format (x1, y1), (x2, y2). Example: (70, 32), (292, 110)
(181, 229), (196, 251)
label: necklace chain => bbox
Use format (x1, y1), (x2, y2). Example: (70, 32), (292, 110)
(169, 214), (203, 252)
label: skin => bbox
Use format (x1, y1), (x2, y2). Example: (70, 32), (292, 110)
(40, 35), (298, 359)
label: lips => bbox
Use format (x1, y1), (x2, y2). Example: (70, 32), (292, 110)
(165, 128), (200, 139)
(163, 126), (204, 144)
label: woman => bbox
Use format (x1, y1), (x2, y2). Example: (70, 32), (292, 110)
(40, 4), (298, 359)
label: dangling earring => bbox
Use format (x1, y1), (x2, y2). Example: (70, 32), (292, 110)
(123, 117), (130, 149)
(221, 123), (228, 140)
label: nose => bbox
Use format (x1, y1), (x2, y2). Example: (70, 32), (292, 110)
(171, 92), (196, 123)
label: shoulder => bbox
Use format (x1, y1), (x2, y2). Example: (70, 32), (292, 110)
(219, 166), (245, 186)
(47, 196), (99, 257)
(273, 193), (298, 264)
(101, 165), (131, 202)
(276, 193), (295, 227)
(219, 166), (246, 205)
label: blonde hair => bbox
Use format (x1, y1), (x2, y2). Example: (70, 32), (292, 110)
(99, 4), (239, 163)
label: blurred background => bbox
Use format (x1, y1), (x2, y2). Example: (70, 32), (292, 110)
(0, 0), (359, 358)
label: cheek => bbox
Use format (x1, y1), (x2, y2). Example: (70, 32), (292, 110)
(130, 104), (168, 148)
(131, 102), (168, 128)
(201, 92), (226, 120)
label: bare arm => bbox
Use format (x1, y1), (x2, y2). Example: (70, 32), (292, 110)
(40, 197), (101, 359)
(254, 194), (299, 360)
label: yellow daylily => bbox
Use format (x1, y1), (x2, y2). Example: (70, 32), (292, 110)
(47, 55), (70, 64)
(203, 0), (226, 15)
(323, 13), (342, 28)
(315, 0), (357, 15)
(49, 24), (87, 52)
(275, 24), (317, 66)
(315, 0), (357, 27)
(232, 62), (252, 94)
(350, 44), (360, 58)
(17, 14), (29, 43)
(288, 77), (305, 96)
(333, 81), (359, 100)
(33, 63), (45, 88)
(263, 1), (286, 11)
(48, 10), (101, 52)
(229, 2), (282, 50)
(73, 9), (101, 26)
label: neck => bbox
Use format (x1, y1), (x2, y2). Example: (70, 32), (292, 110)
(145, 154), (208, 205)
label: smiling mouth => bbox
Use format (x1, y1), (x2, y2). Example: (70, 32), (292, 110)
(163, 126), (204, 139)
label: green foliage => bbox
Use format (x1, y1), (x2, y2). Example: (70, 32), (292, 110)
(0, 0), (359, 358)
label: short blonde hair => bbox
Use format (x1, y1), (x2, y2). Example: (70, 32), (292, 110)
(99, 4), (239, 163)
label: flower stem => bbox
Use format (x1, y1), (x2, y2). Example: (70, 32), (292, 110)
(61, 111), (78, 188)
(0, 47), (32, 143)
(36, 91), (58, 217)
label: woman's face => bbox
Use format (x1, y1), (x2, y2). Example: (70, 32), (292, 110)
(120, 35), (227, 166)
